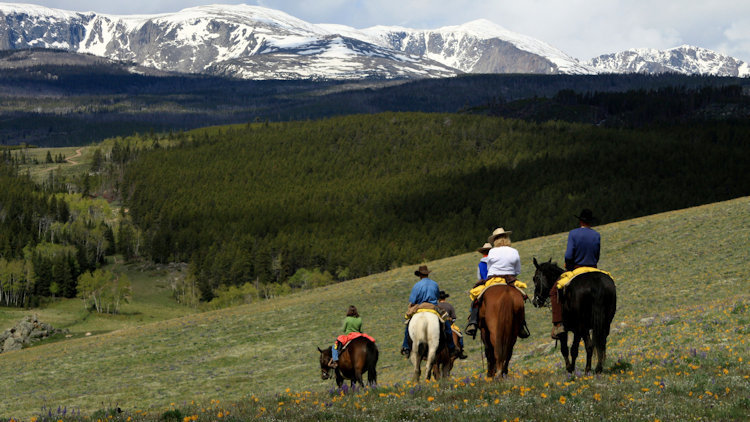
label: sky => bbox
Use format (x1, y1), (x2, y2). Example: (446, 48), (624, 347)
(19, 0), (750, 62)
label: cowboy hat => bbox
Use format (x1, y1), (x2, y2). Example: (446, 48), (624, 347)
(487, 227), (512, 244)
(476, 242), (492, 253)
(575, 209), (598, 224)
(438, 290), (450, 300)
(414, 265), (432, 277)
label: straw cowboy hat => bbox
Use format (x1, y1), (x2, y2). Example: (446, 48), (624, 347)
(575, 209), (598, 225)
(414, 265), (432, 277)
(487, 227), (512, 244)
(476, 242), (492, 253)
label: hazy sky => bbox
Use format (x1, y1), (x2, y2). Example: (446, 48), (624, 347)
(22, 1), (750, 62)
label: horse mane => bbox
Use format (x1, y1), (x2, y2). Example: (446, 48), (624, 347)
(540, 260), (565, 277)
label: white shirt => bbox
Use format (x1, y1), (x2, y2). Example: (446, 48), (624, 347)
(486, 246), (521, 276)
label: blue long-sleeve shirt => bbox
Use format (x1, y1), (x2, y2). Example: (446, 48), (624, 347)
(408, 278), (439, 305)
(564, 227), (601, 270)
(477, 256), (489, 281)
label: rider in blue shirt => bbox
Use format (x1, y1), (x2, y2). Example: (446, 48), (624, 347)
(401, 265), (457, 357)
(551, 209), (601, 339)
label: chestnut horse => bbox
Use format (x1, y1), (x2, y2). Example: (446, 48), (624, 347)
(318, 337), (378, 387)
(479, 284), (525, 378)
(532, 258), (616, 374)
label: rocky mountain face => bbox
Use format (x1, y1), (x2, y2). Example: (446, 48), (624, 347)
(589, 45), (750, 77)
(1, 3), (748, 80)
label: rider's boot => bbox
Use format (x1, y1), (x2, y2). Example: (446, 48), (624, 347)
(465, 303), (479, 338)
(551, 323), (565, 340)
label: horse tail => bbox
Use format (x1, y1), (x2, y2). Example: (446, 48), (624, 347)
(367, 340), (378, 385)
(494, 289), (521, 370)
(591, 275), (616, 352)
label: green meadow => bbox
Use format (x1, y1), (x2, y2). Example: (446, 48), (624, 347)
(0, 196), (748, 421)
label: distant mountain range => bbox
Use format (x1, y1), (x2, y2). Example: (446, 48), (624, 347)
(1, 3), (748, 80)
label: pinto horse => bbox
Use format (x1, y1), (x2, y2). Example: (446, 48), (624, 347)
(478, 284), (526, 378)
(318, 337), (378, 387)
(532, 258), (616, 374)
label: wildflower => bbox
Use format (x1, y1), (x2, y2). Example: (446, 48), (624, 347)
(427, 396), (435, 402)
(594, 393), (602, 401)
(540, 393), (547, 398)
(559, 396), (567, 404)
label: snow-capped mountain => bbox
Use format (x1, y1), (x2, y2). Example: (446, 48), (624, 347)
(1, 3), (748, 80)
(589, 45), (750, 77)
(0, 3), (595, 79)
(321, 19), (597, 75)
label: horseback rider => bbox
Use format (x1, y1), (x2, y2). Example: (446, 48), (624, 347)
(551, 209), (601, 339)
(401, 265), (458, 358)
(466, 228), (530, 338)
(476, 242), (492, 282)
(437, 290), (468, 359)
(329, 305), (362, 368)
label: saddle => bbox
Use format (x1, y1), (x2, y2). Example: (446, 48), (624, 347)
(404, 303), (449, 322)
(336, 332), (376, 353)
(556, 267), (613, 290)
(470, 276), (528, 302)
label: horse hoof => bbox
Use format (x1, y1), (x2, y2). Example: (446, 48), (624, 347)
(595, 366), (603, 374)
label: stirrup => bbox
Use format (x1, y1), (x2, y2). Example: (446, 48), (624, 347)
(465, 323), (477, 338)
(551, 324), (565, 340)
(519, 322), (530, 339)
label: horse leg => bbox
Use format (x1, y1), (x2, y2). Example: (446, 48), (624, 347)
(582, 330), (594, 374)
(335, 369), (344, 388)
(559, 332), (572, 372)
(482, 329), (497, 378)
(425, 346), (437, 381)
(569, 332), (582, 373)
(410, 344), (421, 383)
(594, 334), (608, 374)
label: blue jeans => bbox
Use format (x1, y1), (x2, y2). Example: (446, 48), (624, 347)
(332, 342), (339, 361)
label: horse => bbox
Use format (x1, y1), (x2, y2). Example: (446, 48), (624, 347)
(431, 327), (461, 379)
(407, 311), (443, 382)
(478, 284), (526, 378)
(318, 336), (378, 387)
(531, 257), (617, 374)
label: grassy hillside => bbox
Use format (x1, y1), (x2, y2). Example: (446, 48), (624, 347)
(0, 197), (747, 420)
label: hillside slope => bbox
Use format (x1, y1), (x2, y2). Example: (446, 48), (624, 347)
(0, 196), (747, 418)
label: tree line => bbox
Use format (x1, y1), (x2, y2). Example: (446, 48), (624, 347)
(119, 111), (750, 300)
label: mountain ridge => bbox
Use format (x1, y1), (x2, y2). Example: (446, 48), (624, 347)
(1, 3), (748, 79)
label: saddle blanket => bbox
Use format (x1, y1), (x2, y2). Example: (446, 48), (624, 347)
(336, 332), (376, 350)
(556, 267), (613, 289)
(404, 303), (449, 321)
(469, 276), (528, 302)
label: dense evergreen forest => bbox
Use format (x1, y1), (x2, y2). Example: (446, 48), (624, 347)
(121, 111), (750, 300)
(2, 59), (748, 147)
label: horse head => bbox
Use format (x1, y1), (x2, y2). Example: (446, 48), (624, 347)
(318, 346), (333, 380)
(532, 257), (560, 308)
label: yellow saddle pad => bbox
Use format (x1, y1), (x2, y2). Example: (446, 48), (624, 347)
(469, 277), (527, 302)
(556, 267), (613, 289)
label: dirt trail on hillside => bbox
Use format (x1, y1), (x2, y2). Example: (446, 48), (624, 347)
(65, 148), (82, 165)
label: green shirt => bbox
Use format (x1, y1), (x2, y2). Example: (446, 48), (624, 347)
(341, 316), (362, 334)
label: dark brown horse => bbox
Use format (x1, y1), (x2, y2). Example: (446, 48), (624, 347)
(478, 284), (526, 378)
(431, 329), (461, 379)
(532, 258), (616, 374)
(318, 337), (378, 387)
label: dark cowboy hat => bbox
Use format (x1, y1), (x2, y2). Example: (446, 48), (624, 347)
(575, 208), (598, 224)
(414, 265), (432, 277)
(438, 290), (450, 300)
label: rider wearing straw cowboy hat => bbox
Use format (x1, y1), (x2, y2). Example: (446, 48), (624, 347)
(466, 228), (530, 338)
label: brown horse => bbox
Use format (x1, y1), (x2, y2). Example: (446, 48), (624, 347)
(479, 284), (525, 378)
(318, 337), (378, 387)
(431, 329), (461, 379)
